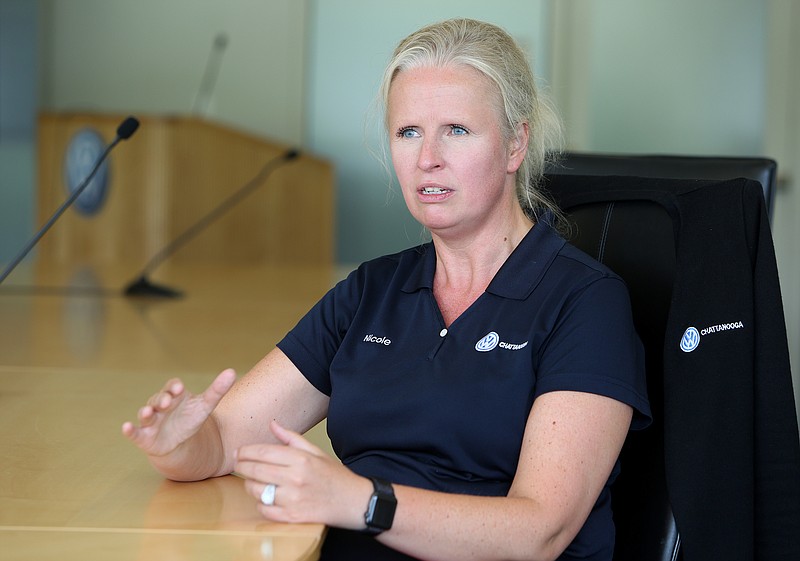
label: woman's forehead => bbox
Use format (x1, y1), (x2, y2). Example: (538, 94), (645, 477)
(387, 65), (504, 121)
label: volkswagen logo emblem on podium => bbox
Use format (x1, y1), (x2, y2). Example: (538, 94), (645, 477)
(64, 128), (110, 215)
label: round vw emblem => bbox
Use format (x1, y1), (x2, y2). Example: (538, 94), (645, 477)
(64, 128), (110, 215)
(475, 331), (500, 352)
(680, 327), (700, 353)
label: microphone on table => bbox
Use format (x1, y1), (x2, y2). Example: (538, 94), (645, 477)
(0, 116), (140, 286)
(123, 148), (301, 299)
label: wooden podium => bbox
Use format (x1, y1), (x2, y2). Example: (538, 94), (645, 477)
(36, 112), (335, 268)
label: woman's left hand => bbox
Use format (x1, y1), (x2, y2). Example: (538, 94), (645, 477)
(235, 420), (371, 530)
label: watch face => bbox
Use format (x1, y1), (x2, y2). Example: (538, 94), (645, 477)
(63, 128), (110, 215)
(366, 493), (397, 530)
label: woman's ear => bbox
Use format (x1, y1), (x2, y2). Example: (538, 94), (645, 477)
(507, 122), (529, 173)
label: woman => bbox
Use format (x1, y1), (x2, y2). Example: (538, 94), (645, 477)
(123, 18), (650, 561)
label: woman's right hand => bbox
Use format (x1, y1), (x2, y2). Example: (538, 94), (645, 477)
(121, 368), (237, 461)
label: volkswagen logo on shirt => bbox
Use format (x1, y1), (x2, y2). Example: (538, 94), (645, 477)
(680, 327), (700, 353)
(475, 332), (500, 352)
(475, 331), (529, 352)
(679, 321), (744, 353)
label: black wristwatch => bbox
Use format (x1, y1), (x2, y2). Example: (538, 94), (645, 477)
(362, 477), (397, 535)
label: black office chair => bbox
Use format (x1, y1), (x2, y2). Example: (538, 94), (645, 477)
(542, 153), (782, 561)
(547, 152), (777, 217)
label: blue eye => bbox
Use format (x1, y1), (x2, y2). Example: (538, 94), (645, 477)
(397, 127), (419, 138)
(451, 125), (468, 136)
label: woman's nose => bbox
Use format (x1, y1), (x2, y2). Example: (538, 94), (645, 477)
(417, 137), (443, 171)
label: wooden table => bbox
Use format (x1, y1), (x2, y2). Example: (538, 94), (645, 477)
(0, 262), (344, 560)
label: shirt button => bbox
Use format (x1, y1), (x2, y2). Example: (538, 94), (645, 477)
(439, 328), (448, 337)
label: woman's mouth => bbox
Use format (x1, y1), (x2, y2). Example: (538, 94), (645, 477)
(419, 186), (451, 195)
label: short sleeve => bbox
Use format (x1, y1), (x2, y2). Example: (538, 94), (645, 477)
(534, 276), (652, 430)
(277, 268), (363, 396)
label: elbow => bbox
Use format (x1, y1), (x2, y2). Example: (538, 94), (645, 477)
(510, 509), (579, 561)
(538, 531), (573, 561)
(504, 494), (590, 561)
(522, 530), (572, 561)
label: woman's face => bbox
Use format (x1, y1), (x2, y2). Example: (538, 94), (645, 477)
(387, 64), (527, 237)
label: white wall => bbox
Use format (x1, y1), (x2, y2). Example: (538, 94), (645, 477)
(38, 0), (307, 145)
(766, 0), (800, 419)
(306, 0), (552, 264)
(552, 0), (766, 156)
(0, 0), (37, 262)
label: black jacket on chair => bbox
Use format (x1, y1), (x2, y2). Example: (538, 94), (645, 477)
(544, 173), (800, 561)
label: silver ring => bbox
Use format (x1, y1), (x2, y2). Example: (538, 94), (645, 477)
(260, 483), (277, 506)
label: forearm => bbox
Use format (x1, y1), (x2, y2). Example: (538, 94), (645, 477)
(376, 486), (574, 561)
(148, 413), (229, 482)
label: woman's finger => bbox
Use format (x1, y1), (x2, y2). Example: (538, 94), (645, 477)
(144, 378), (184, 411)
(200, 369), (237, 409)
(269, 420), (322, 456)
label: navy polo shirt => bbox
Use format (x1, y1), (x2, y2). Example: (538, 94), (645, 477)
(277, 221), (651, 560)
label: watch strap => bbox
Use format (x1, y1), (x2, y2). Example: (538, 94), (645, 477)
(370, 477), (394, 497)
(362, 477), (397, 535)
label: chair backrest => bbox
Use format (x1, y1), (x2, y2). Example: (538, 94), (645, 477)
(543, 153), (777, 561)
(549, 152), (777, 219)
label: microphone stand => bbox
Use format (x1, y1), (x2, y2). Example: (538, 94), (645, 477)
(0, 117), (140, 286)
(124, 149), (300, 298)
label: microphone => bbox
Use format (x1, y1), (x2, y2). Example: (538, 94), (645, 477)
(192, 33), (229, 116)
(116, 117), (140, 140)
(0, 116), (140, 286)
(123, 148), (300, 298)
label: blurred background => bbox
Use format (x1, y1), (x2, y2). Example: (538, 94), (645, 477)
(1, 0), (798, 411)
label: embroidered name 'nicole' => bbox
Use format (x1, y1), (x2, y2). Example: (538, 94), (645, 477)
(364, 334), (391, 346)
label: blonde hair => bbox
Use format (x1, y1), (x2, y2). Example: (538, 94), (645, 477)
(379, 18), (567, 232)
